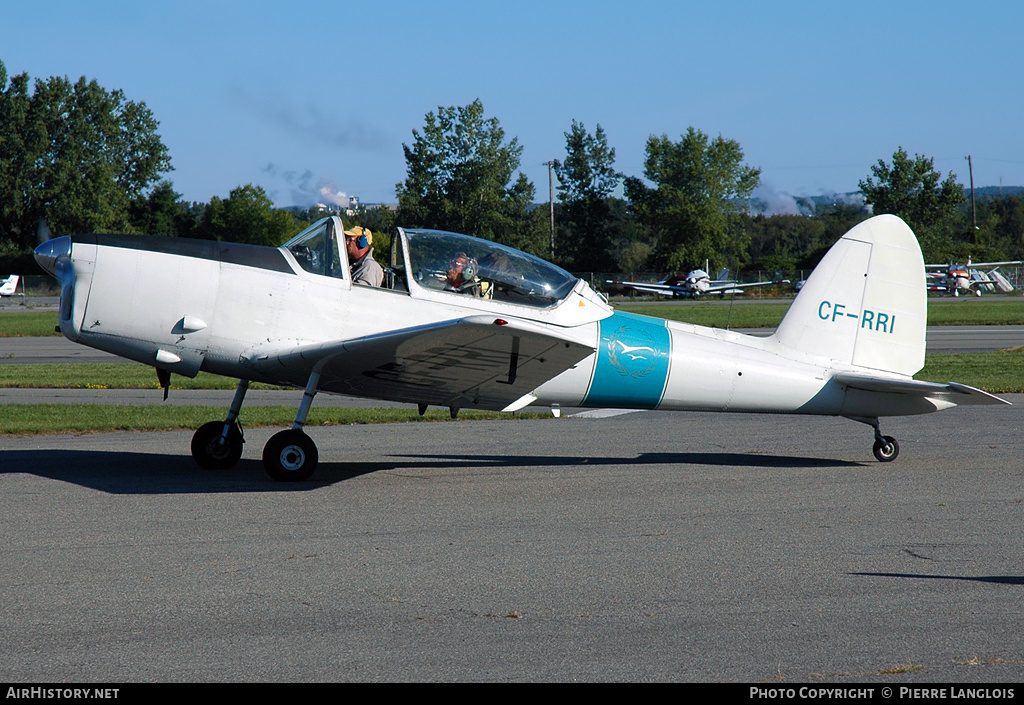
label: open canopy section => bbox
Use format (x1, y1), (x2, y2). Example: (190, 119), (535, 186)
(283, 216), (345, 279)
(400, 228), (578, 307)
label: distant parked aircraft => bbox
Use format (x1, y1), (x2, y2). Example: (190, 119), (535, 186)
(926, 259), (1021, 296)
(0, 275), (21, 297)
(608, 267), (788, 298)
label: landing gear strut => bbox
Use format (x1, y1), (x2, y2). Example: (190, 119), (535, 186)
(262, 367), (322, 482)
(263, 429), (318, 481)
(849, 415), (900, 462)
(191, 379), (248, 469)
(190, 373), (324, 481)
(191, 420), (244, 468)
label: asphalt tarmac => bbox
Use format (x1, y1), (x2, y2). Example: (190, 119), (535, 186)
(2, 402), (1023, 683)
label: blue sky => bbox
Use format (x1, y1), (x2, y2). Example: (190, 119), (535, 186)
(3, 1), (1022, 213)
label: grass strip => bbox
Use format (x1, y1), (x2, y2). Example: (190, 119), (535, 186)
(916, 348), (1024, 394)
(617, 302), (789, 328)
(0, 362), (279, 389)
(620, 297), (1024, 328)
(0, 405), (553, 436)
(0, 311), (63, 336)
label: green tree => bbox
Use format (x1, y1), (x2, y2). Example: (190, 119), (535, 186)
(607, 194), (653, 273)
(988, 195), (1024, 260)
(0, 61), (172, 247)
(624, 127), (760, 271)
(858, 147), (965, 259)
(129, 180), (187, 238)
(742, 214), (827, 270)
(198, 184), (299, 246)
(396, 99), (536, 250)
(553, 121), (621, 270)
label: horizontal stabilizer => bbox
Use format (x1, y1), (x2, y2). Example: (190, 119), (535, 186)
(832, 372), (1011, 406)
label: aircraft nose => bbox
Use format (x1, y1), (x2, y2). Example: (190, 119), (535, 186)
(34, 236), (72, 276)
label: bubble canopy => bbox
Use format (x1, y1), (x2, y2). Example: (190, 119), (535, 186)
(282, 219), (580, 308)
(398, 229), (578, 307)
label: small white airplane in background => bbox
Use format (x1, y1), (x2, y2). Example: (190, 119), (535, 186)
(35, 214), (1009, 482)
(608, 267), (789, 298)
(0, 274), (21, 297)
(926, 259), (1021, 297)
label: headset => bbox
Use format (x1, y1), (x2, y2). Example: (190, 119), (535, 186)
(345, 227), (372, 249)
(449, 252), (477, 281)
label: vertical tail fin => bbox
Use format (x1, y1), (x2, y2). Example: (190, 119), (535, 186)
(772, 215), (926, 376)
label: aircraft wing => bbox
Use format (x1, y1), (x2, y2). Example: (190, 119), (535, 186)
(705, 278), (789, 293)
(606, 278), (789, 296)
(606, 280), (681, 296)
(928, 260), (1023, 268)
(832, 372), (1011, 406)
(243, 315), (595, 411)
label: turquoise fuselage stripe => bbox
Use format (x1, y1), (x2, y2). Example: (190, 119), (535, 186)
(583, 311), (671, 408)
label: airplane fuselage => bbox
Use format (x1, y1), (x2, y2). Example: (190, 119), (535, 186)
(35, 215), (1009, 479)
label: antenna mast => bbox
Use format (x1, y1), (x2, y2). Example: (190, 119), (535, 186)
(543, 161), (556, 259)
(966, 155), (977, 230)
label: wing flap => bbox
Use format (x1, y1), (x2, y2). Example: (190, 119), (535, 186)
(245, 315), (594, 410)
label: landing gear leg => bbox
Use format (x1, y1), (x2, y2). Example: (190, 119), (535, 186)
(263, 369), (320, 481)
(872, 431), (900, 462)
(849, 415), (900, 462)
(191, 379), (249, 469)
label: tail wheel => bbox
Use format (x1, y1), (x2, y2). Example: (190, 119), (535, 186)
(872, 435), (900, 462)
(263, 429), (318, 482)
(191, 421), (244, 469)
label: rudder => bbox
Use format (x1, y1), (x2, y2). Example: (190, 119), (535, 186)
(772, 215), (926, 376)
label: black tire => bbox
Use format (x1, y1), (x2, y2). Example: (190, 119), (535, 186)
(872, 435), (900, 462)
(191, 421), (244, 469)
(263, 429), (318, 482)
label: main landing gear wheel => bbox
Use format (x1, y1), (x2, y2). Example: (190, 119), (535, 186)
(263, 429), (318, 482)
(191, 421), (244, 469)
(872, 435), (900, 462)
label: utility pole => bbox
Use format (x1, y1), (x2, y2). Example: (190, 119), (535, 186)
(966, 155), (977, 230)
(543, 161), (555, 259)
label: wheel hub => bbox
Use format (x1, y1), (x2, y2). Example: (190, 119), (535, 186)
(280, 445), (306, 470)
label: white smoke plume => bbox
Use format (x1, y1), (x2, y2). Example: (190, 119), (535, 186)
(262, 164), (350, 209)
(750, 184), (803, 215)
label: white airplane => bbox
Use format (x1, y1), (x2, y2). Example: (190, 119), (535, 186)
(608, 268), (788, 298)
(0, 274), (21, 297)
(34, 214), (1009, 481)
(926, 259), (1021, 297)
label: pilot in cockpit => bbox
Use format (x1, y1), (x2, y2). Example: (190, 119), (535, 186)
(444, 252), (487, 296)
(344, 226), (384, 287)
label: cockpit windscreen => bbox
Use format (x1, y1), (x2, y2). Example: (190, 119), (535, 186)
(403, 229), (577, 307)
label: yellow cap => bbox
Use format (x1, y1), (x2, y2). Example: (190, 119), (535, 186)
(343, 227), (372, 246)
